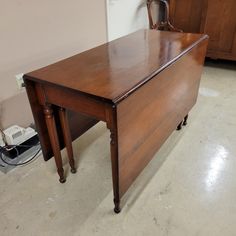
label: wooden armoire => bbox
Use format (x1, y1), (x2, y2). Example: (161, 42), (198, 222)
(169, 0), (236, 61)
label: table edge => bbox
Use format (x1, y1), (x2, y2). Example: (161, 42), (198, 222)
(23, 34), (209, 105)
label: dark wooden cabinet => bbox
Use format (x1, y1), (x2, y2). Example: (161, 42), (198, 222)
(169, 0), (236, 60)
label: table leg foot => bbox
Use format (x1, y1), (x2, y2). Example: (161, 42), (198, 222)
(59, 177), (66, 183)
(114, 199), (121, 214)
(57, 168), (66, 183)
(183, 114), (188, 126)
(114, 206), (121, 214)
(71, 168), (77, 174)
(176, 121), (183, 130)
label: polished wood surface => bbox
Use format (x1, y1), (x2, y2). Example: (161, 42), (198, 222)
(117, 40), (207, 196)
(25, 30), (207, 103)
(201, 0), (236, 60)
(169, 0), (204, 33)
(24, 30), (208, 213)
(169, 0), (236, 61)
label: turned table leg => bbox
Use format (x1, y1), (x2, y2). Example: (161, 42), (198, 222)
(177, 114), (189, 130)
(110, 129), (121, 214)
(176, 121), (183, 130)
(183, 114), (188, 126)
(59, 107), (76, 174)
(108, 106), (121, 214)
(44, 104), (66, 183)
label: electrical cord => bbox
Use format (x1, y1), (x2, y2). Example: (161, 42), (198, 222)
(0, 148), (41, 166)
(4, 143), (40, 150)
(0, 143), (41, 167)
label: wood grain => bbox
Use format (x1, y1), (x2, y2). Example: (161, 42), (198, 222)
(116, 40), (208, 196)
(169, 0), (236, 60)
(24, 30), (208, 103)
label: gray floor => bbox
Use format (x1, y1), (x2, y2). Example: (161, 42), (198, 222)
(0, 61), (236, 236)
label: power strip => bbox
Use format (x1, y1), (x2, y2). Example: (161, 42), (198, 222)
(1, 135), (39, 159)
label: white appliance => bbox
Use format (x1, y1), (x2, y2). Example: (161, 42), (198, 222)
(3, 125), (37, 146)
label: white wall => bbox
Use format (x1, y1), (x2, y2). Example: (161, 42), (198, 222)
(0, 0), (107, 129)
(106, 0), (149, 41)
(0, 0), (107, 102)
(0, 0), (152, 129)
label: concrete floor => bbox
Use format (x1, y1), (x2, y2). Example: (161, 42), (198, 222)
(0, 61), (236, 236)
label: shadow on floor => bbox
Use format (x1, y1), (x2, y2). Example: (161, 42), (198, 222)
(205, 58), (236, 71)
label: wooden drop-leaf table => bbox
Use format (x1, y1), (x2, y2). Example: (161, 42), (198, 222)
(24, 30), (208, 213)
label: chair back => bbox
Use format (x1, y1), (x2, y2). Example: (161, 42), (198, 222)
(147, 0), (182, 32)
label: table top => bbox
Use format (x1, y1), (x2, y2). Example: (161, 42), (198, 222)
(24, 30), (208, 103)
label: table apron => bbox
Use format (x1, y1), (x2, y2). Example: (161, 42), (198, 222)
(36, 84), (109, 122)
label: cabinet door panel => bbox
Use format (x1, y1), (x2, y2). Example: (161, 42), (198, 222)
(203, 0), (236, 54)
(170, 0), (236, 60)
(170, 0), (204, 33)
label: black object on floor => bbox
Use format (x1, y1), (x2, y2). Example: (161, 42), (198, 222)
(1, 135), (39, 159)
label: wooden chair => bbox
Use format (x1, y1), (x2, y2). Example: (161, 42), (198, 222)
(147, 0), (187, 130)
(147, 0), (182, 32)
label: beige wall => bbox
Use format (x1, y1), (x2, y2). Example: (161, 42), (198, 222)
(107, 0), (149, 41)
(107, 0), (159, 41)
(0, 0), (107, 129)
